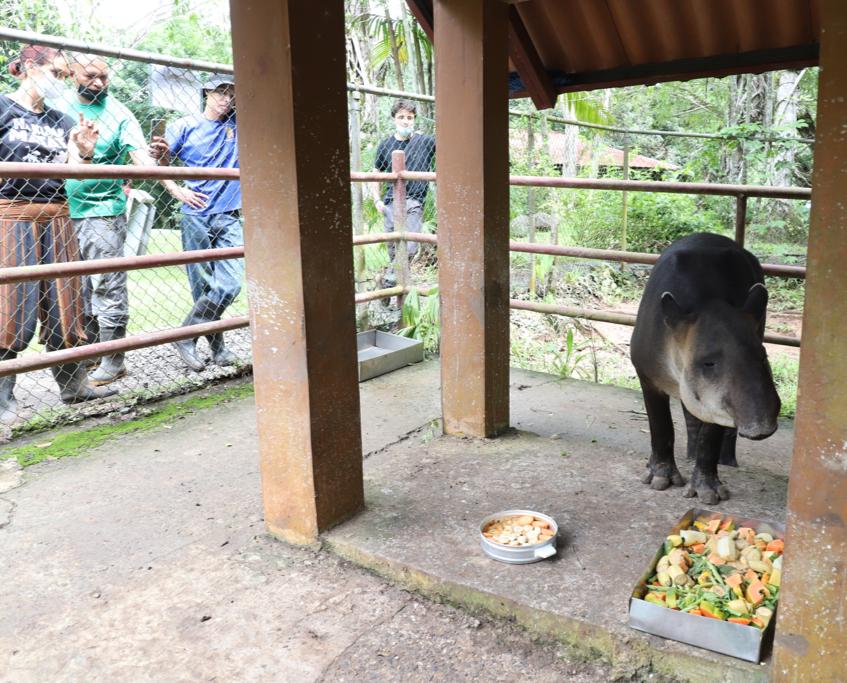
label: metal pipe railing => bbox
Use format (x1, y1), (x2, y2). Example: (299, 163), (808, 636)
(0, 317), (249, 378)
(509, 240), (806, 279)
(0, 162), (238, 181)
(0, 27), (234, 74)
(509, 299), (801, 347)
(0, 247), (245, 284)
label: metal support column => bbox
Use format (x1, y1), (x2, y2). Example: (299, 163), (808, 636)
(229, 0), (363, 544)
(435, 0), (510, 437)
(773, 1), (847, 678)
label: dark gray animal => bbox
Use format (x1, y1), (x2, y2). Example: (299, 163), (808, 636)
(630, 233), (781, 504)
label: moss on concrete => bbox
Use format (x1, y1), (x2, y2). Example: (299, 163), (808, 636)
(3, 382), (254, 468)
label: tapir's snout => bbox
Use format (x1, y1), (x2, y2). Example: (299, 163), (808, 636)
(739, 422), (778, 441)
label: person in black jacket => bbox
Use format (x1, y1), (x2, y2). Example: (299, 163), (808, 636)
(370, 99), (435, 284)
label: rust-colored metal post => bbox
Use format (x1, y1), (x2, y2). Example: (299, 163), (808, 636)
(435, 0), (510, 437)
(391, 150), (410, 308)
(734, 194), (748, 246)
(773, 2), (847, 679)
(229, 0), (363, 545)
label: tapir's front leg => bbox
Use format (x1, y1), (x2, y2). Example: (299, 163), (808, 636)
(682, 405), (730, 504)
(639, 376), (685, 490)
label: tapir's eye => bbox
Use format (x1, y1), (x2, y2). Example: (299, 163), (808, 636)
(702, 360), (717, 370)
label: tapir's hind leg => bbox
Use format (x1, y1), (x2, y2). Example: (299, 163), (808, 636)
(681, 405), (731, 504)
(638, 376), (685, 490)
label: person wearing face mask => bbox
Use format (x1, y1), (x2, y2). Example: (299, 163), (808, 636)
(0, 45), (118, 424)
(147, 76), (242, 372)
(370, 99), (436, 286)
(45, 54), (206, 386)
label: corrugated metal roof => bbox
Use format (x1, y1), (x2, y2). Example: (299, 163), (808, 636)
(513, 0), (818, 96)
(407, 0), (820, 107)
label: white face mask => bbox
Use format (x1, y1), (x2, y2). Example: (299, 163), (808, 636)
(31, 72), (66, 101)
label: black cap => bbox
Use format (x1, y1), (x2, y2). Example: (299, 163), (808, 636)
(202, 75), (235, 92)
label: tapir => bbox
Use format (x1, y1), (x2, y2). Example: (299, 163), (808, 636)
(630, 232), (781, 504)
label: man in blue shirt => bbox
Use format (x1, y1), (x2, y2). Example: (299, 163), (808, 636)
(150, 76), (242, 371)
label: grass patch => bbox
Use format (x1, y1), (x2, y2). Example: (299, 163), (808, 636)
(3, 381), (254, 468)
(771, 355), (799, 418)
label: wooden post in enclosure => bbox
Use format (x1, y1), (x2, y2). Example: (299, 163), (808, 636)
(435, 0), (510, 437)
(734, 194), (748, 246)
(392, 150), (410, 309)
(527, 115), (537, 297)
(229, 0), (363, 544)
(772, 1), (847, 678)
(620, 141), (629, 272)
(350, 92), (369, 329)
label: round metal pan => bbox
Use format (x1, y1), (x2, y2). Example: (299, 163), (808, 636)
(479, 509), (558, 564)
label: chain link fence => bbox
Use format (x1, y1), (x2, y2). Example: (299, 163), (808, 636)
(0, 36), (249, 440)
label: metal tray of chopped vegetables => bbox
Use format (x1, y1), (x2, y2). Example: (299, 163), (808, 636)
(629, 508), (784, 662)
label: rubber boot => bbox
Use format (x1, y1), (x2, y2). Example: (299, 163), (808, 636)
(173, 296), (218, 372)
(89, 325), (128, 386)
(0, 349), (19, 425)
(207, 333), (238, 366)
(51, 362), (117, 404)
(82, 313), (100, 370)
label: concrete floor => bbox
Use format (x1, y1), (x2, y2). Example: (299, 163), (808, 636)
(0, 360), (793, 682)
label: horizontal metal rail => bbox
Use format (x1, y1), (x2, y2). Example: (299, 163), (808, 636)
(0, 248), (245, 284)
(0, 317), (250, 378)
(0, 162), (238, 181)
(352, 231), (438, 246)
(4, 166), (809, 201)
(0, 27), (233, 74)
(508, 175), (811, 199)
(509, 299), (801, 347)
(509, 240), (806, 278)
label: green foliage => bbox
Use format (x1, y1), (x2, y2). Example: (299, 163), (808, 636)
(770, 355), (799, 418)
(399, 287), (440, 354)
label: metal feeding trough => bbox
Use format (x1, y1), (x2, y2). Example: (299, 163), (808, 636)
(356, 330), (424, 381)
(629, 508), (784, 663)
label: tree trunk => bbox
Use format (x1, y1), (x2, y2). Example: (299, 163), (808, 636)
(385, 6), (404, 91)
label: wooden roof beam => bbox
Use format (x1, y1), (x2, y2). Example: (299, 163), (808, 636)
(405, 0), (433, 42)
(507, 5), (557, 110)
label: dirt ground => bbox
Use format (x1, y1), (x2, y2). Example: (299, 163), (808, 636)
(1, 378), (638, 683)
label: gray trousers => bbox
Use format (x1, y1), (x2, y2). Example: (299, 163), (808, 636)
(73, 214), (129, 329)
(382, 197), (423, 260)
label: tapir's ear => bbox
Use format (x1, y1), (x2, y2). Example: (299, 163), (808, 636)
(660, 292), (685, 329)
(742, 283), (768, 321)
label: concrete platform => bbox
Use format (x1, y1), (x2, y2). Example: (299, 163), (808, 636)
(326, 362), (793, 682)
(1, 360), (793, 681)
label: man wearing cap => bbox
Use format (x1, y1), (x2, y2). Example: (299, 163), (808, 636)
(149, 76), (242, 372)
(53, 54), (206, 386)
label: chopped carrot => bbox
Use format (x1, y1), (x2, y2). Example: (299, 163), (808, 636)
(766, 539), (785, 554)
(726, 574), (743, 588)
(707, 553), (726, 566)
(701, 610), (724, 620)
(745, 569), (759, 583)
(719, 517), (735, 532)
(747, 580), (766, 605)
(691, 543), (706, 554)
(728, 617), (752, 625)
(706, 518), (721, 534)
(687, 609), (703, 616)
(751, 616), (766, 629)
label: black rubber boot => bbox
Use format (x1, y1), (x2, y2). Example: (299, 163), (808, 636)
(0, 349), (19, 425)
(82, 314), (100, 370)
(173, 296), (218, 373)
(51, 362), (118, 404)
(207, 332), (238, 366)
(89, 325), (128, 386)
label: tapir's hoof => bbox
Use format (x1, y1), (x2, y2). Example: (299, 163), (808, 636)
(641, 464), (686, 490)
(683, 481), (730, 505)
